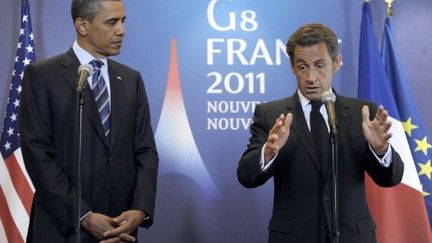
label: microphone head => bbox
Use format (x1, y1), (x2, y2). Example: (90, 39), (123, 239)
(78, 64), (93, 75)
(321, 90), (336, 103)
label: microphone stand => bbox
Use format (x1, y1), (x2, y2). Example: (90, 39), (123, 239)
(75, 87), (84, 243)
(330, 125), (339, 243)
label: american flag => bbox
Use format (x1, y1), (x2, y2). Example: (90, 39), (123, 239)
(0, 0), (35, 242)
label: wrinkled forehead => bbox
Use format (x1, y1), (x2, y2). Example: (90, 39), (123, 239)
(293, 43), (331, 63)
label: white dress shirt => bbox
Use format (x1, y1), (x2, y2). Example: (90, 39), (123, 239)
(260, 89), (393, 171)
(72, 41), (111, 107)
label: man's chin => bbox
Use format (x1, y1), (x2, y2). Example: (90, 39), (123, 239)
(107, 48), (121, 56)
(304, 92), (322, 101)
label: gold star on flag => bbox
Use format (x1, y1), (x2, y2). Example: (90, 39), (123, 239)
(422, 185), (430, 197)
(418, 160), (432, 179)
(402, 117), (418, 137)
(415, 136), (432, 156)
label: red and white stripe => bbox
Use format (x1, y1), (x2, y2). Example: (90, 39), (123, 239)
(0, 148), (34, 243)
(366, 117), (432, 243)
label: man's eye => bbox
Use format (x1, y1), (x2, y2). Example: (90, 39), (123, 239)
(106, 20), (117, 25)
(297, 65), (306, 70)
(316, 63), (326, 68)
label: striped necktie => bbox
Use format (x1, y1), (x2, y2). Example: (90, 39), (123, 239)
(90, 59), (111, 139)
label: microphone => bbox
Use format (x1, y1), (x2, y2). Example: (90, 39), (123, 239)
(76, 64), (93, 93)
(321, 90), (338, 136)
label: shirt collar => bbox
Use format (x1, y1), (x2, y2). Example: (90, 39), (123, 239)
(297, 88), (336, 109)
(72, 41), (108, 67)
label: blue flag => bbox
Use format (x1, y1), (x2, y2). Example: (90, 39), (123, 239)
(358, 2), (432, 242)
(357, 2), (397, 113)
(381, 16), (432, 223)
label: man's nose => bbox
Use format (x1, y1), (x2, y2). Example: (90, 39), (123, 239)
(116, 22), (126, 36)
(305, 68), (317, 82)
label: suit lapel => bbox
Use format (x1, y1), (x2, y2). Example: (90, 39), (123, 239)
(60, 49), (109, 146)
(107, 60), (125, 150)
(334, 95), (350, 139)
(288, 95), (321, 169)
(60, 49), (80, 93)
(284, 93), (351, 181)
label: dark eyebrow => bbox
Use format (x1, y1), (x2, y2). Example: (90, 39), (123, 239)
(294, 58), (307, 64)
(313, 59), (326, 64)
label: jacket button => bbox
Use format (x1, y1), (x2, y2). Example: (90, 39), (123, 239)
(105, 187), (112, 192)
(323, 195), (330, 201)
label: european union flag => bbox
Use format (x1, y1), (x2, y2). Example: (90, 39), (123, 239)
(381, 16), (432, 223)
(358, 2), (432, 242)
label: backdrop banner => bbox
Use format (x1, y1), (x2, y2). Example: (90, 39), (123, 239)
(0, 1), (431, 243)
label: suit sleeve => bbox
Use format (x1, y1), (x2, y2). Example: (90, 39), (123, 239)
(237, 104), (274, 188)
(20, 64), (91, 235)
(363, 103), (404, 187)
(130, 73), (159, 228)
(365, 145), (404, 187)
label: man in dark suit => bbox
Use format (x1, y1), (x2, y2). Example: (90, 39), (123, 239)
(20, 0), (158, 242)
(237, 23), (404, 243)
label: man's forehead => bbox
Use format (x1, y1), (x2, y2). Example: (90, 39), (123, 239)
(293, 45), (330, 63)
(94, 1), (125, 18)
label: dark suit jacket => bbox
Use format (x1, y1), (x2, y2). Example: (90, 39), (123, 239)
(20, 49), (159, 242)
(237, 93), (404, 243)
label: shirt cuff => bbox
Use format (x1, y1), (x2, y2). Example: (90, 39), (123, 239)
(80, 211), (92, 221)
(260, 143), (278, 172)
(369, 143), (393, 167)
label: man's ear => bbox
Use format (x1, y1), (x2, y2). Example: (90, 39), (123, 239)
(333, 54), (342, 73)
(74, 17), (88, 36)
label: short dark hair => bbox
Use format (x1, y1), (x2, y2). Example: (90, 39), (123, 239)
(71, 0), (103, 22)
(286, 23), (339, 64)
(71, 0), (121, 22)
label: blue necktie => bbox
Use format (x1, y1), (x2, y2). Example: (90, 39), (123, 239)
(90, 59), (111, 139)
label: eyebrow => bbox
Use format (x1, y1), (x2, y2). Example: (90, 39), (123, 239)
(294, 58), (326, 64)
(294, 58), (306, 63)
